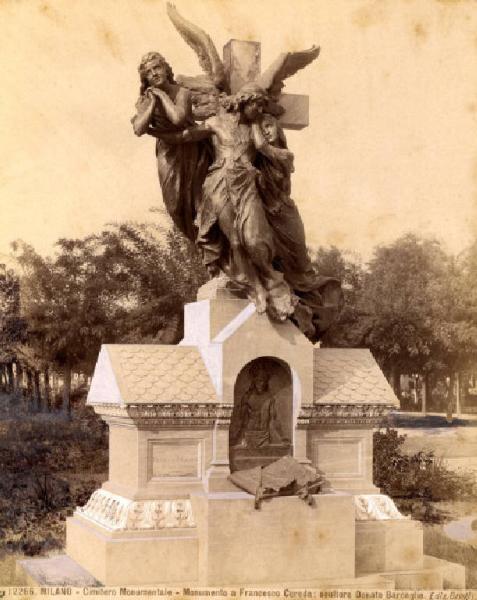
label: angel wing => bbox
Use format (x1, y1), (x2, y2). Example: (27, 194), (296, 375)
(257, 46), (321, 100)
(167, 3), (225, 91)
(175, 74), (221, 120)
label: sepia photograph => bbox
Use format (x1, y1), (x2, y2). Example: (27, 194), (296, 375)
(1, 0), (477, 592)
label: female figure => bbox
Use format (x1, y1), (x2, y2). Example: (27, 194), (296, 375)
(254, 114), (343, 339)
(131, 52), (210, 242)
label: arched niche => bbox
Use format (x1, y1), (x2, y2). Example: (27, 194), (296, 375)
(229, 356), (293, 473)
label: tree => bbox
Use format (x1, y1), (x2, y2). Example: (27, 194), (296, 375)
(88, 222), (207, 344)
(428, 240), (477, 409)
(0, 264), (26, 400)
(13, 239), (112, 416)
(12, 221), (208, 415)
(359, 234), (449, 393)
(352, 233), (477, 409)
(310, 246), (370, 347)
(363, 234), (448, 372)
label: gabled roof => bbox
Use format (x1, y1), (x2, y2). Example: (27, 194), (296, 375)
(313, 348), (398, 406)
(88, 345), (217, 405)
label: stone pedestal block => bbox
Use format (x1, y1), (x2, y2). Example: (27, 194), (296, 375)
(384, 565), (443, 590)
(66, 513), (199, 586)
(16, 555), (100, 587)
(278, 93), (310, 130)
(204, 493), (355, 585)
(423, 556), (466, 589)
(356, 519), (424, 575)
(104, 422), (215, 500)
(65, 491), (356, 587)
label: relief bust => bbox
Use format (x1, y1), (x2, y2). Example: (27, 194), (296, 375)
(230, 360), (291, 471)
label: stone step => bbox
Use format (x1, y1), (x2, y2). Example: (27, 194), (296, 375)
(374, 555), (465, 590)
(16, 554), (100, 587)
(16, 554), (394, 590)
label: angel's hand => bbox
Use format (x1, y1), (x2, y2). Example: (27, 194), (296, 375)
(136, 92), (155, 110)
(132, 94), (156, 136)
(148, 88), (168, 101)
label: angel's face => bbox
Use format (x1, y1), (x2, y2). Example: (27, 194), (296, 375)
(261, 116), (279, 145)
(243, 98), (264, 122)
(144, 59), (168, 88)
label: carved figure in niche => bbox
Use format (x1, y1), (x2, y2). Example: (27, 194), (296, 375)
(230, 361), (290, 450)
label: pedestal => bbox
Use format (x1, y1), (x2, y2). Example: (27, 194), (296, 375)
(66, 492), (356, 586)
(45, 297), (463, 589)
(356, 519), (424, 574)
(67, 511), (199, 586)
(203, 493), (355, 585)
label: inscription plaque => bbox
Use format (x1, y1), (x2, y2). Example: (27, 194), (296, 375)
(149, 440), (201, 480)
(312, 438), (363, 478)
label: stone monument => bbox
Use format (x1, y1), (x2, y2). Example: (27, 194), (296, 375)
(18, 5), (465, 590)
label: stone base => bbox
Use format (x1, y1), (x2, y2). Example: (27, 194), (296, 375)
(16, 555), (100, 587)
(356, 519), (424, 574)
(355, 518), (465, 590)
(66, 514), (199, 586)
(423, 556), (466, 589)
(379, 560), (444, 590)
(54, 488), (465, 590)
(64, 492), (356, 586)
(17, 555), (464, 591)
(17, 555), (395, 590)
(203, 492), (355, 585)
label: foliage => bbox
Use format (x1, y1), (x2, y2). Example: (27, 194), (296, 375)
(374, 428), (476, 521)
(12, 223), (207, 374)
(360, 235), (447, 373)
(0, 410), (107, 557)
(310, 246), (371, 347)
(0, 267), (25, 364)
(7, 222), (208, 413)
(13, 238), (116, 377)
(311, 234), (477, 398)
(431, 242), (477, 373)
(90, 223), (207, 345)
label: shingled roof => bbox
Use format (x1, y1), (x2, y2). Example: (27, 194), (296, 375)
(313, 348), (398, 406)
(88, 345), (217, 405)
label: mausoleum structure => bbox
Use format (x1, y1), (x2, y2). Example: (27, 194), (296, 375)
(58, 293), (465, 589)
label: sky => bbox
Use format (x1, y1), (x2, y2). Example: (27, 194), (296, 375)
(1, 0), (476, 266)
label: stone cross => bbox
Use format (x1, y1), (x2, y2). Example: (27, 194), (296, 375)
(223, 39), (310, 131)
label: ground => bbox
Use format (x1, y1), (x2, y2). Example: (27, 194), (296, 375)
(391, 412), (477, 587)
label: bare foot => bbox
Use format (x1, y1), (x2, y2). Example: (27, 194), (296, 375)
(255, 287), (268, 314)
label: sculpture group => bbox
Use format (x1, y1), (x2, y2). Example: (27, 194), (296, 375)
(132, 4), (342, 341)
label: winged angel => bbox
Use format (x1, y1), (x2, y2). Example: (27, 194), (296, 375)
(131, 4), (342, 341)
